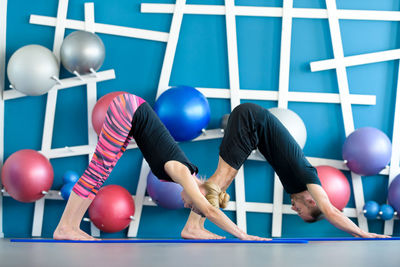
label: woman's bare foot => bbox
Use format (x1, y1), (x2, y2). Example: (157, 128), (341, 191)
(181, 226), (225, 239)
(202, 228), (225, 239)
(78, 229), (100, 240)
(53, 225), (99, 240)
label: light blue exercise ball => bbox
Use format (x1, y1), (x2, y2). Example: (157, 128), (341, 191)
(60, 182), (75, 201)
(379, 204), (395, 220)
(62, 170), (80, 184)
(363, 201), (380, 219)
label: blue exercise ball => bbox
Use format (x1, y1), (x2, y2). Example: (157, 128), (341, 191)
(62, 170), (80, 184)
(342, 127), (391, 176)
(363, 201), (379, 219)
(154, 86), (210, 141)
(146, 171), (184, 209)
(221, 114), (230, 131)
(60, 182), (75, 200)
(379, 204), (395, 220)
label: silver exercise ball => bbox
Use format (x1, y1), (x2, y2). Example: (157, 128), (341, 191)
(7, 45), (59, 96)
(60, 30), (105, 74)
(220, 114), (230, 131)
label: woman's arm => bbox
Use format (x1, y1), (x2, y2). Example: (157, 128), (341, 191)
(164, 160), (269, 240)
(307, 184), (389, 238)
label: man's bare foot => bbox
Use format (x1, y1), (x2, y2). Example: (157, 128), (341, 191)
(53, 225), (99, 240)
(181, 227), (225, 240)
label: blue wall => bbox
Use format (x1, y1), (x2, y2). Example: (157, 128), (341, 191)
(2, 0), (400, 238)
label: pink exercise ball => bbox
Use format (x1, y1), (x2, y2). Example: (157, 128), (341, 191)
(316, 166), (351, 211)
(1, 149), (53, 202)
(91, 91), (127, 135)
(88, 185), (135, 233)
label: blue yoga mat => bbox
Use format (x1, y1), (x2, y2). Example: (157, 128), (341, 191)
(10, 237), (400, 243)
(304, 237), (400, 241)
(10, 238), (307, 244)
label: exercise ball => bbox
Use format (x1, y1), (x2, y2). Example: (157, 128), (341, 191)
(62, 170), (80, 184)
(147, 171), (184, 209)
(7, 44), (59, 96)
(60, 30), (105, 75)
(91, 91), (127, 135)
(89, 185), (135, 233)
(268, 107), (307, 149)
(316, 166), (350, 211)
(221, 114), (230, 131)
(154, 86), (210, 141)
(60, 182), (75, 201)
(379, 204), (395, 220)
(146, 170), (159, 201)
(363, 201), (380, 219)
(388, 174), (400, 215)
(1, 149), (54, 202)
(342, 127), (391, 176)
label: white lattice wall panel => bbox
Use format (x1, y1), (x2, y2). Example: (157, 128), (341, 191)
(1, 0), (400, 239)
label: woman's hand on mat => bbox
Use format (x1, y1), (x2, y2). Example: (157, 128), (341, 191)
(239, 233), (271, 241)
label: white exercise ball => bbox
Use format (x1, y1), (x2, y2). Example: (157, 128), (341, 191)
(268, 107), (307, 148)
(60, 30), (105, 75)
(7, 45), (59, 96)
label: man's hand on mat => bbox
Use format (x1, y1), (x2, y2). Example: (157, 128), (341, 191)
(240, 234), (271, 241)
(354, 231), (391, 238)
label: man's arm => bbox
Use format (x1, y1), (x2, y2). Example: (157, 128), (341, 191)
(307, 184), (389, 238)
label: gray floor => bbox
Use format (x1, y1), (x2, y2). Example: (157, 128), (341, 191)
(1, 239), (399, 267)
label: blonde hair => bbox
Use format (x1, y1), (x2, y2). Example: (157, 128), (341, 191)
(203, 181), (230, 209)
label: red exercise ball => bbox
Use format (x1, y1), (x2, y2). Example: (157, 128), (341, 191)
(1, 149), (53, 202)
(91, 91), (127, 135)
(316, 165), (351, 211)
(88, 185), (135, 233)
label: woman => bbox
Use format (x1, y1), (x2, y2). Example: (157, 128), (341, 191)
(53, 93), (267, 241)
(181, 103), (389, 239)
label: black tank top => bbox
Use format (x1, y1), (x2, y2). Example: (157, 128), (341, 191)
(130, 102), (198, 182)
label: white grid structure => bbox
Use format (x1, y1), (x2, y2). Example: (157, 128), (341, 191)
(0, 0), (8, 239)
(138, 0), (400, 237)
(0, 0), (225, 238)
(0, 0), (399, 238)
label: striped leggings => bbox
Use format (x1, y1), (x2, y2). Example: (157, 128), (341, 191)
(72, 93), (145, 200)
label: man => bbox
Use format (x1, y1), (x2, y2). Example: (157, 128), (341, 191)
(180, 103), (388, 239)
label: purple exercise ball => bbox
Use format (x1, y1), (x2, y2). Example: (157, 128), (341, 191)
(388, 174), (400, 215)
(146, 170), (159, 201)
(146, 171), (184, 210)
(342, 127), (391, 176)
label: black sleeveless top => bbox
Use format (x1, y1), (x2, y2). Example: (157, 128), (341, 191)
(130, 102), (198, 182)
